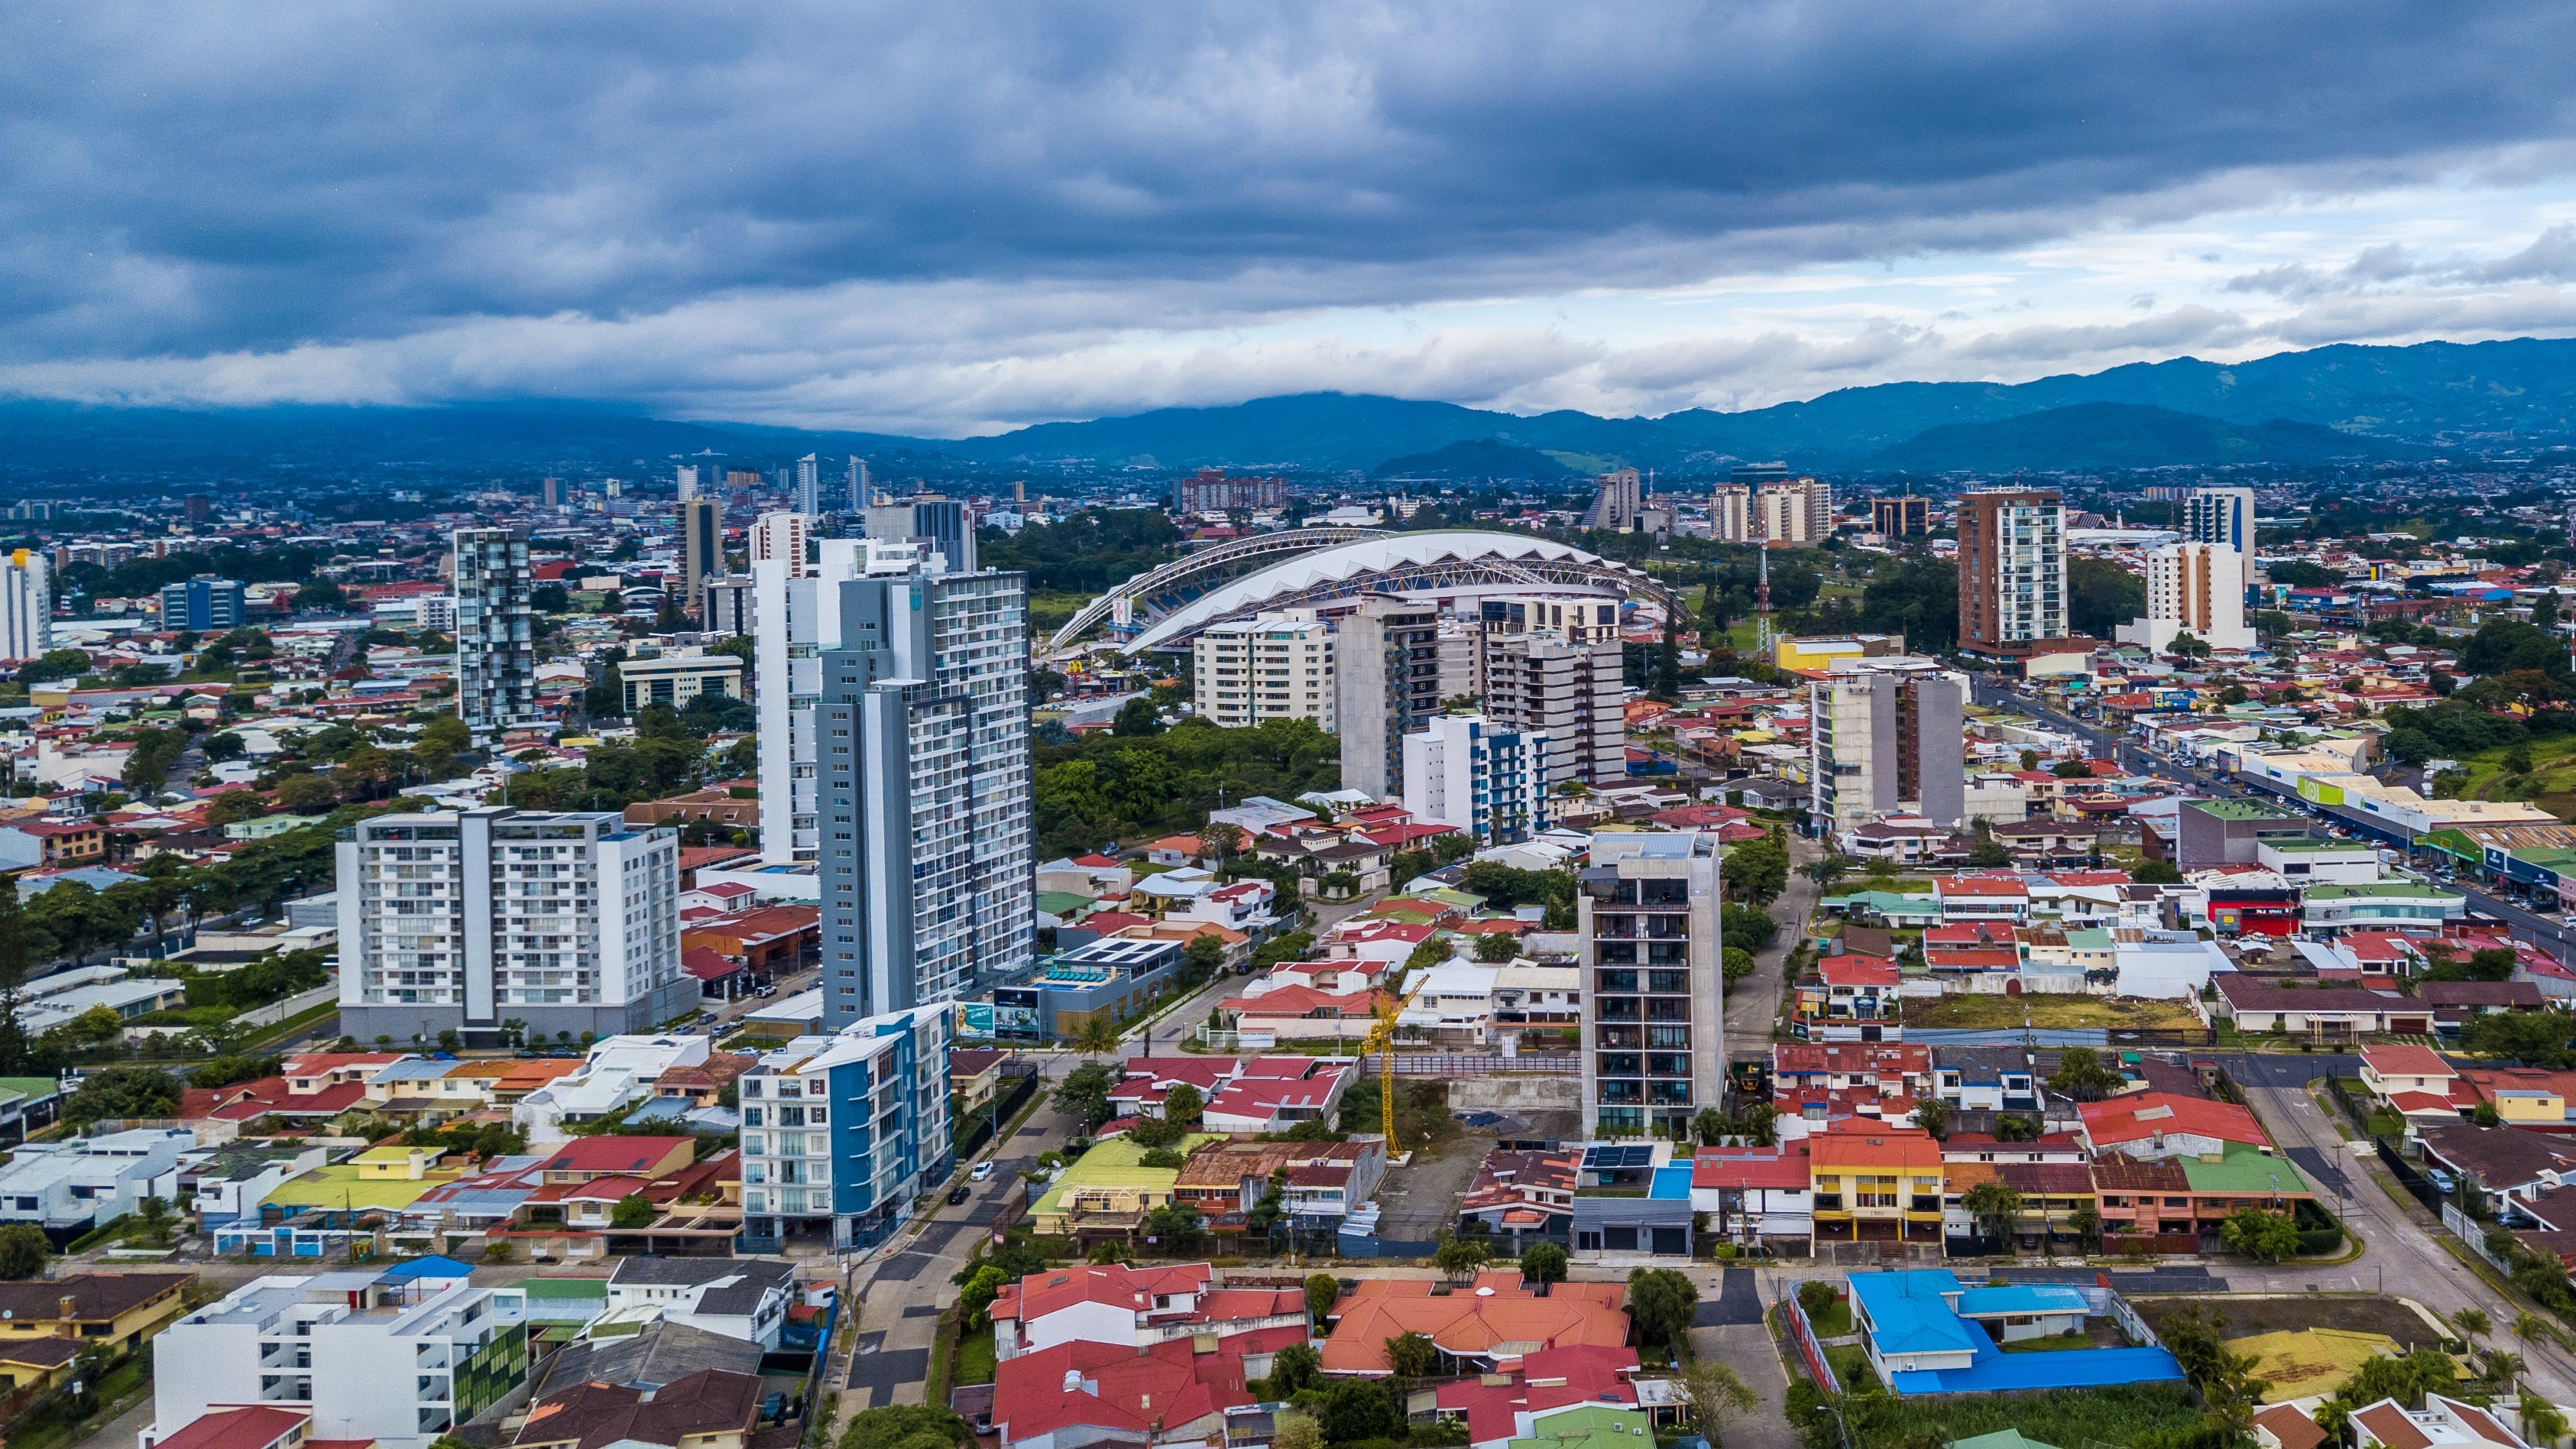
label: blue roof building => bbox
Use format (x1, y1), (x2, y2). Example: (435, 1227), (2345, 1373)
(1847, 1269), (2186, 1396)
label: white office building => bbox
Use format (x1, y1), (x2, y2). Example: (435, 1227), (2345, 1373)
(2118, 542), (2256, 653)
(451, 530), (539, 740)
(1402, 714), (1550, 845)
(1193, 612), (1335, 730)
(0, 549), (50, 662)
(147, 1273), (531, 1449)
(816, 555), (1032, 1025)
(335, 809), (689, 1045)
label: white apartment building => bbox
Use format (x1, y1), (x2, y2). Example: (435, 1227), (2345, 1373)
(147, 1273), (531, 1449)
(750, 511), (812, 576)
(1810, 656), (1967, 835)
(1479, 595), (1624, 789)
(0, 549), (48, 662)
(335, 808), (689, 1045)
(1192, 612), (1335, 730)
(1401, 713), (1550, 844)
(1710, 485), (1751, 543)
(452, 529), (538, 740)
(2118, 542), (2255, 653)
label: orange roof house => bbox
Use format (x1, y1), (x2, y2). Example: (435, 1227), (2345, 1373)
(1320, 1270), (1628, 1376)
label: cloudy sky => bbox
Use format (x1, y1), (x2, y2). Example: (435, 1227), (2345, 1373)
(7, 2), (2576, 436)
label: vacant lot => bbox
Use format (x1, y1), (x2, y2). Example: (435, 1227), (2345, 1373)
(2134, 1294), (2445, 1352)
(1909, 995), (2203, 1032)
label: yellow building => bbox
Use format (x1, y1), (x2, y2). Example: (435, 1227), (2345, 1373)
(1028, 1133), (1220, 1237)
(1774, 634), (1904, 674)
(0, 1272), (194, 1355)
(1810, 1133), (1945, 1246)
(352, 1145), (450, 1180)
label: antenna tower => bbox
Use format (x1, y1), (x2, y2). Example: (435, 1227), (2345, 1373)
(1754, 540), (1775, 656)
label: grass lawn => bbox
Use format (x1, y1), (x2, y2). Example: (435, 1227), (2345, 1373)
(1909, 995), (2203, 1031)
(1823, 1344), (1878, 1392)
(2455, 737), (2576, 819)
(957, 1324), (997, 1386)
(1806, 1299), (1852, 1337)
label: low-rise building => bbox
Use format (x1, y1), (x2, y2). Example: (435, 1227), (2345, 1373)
(601, 1256), (794, 1348)
(0, 1127), (193, 1232)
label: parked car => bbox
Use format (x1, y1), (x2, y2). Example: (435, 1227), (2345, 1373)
(946, 1184), (972, 1204)
(970, 1160), (996, 1182)
(2427, 1167), (2458, 1195)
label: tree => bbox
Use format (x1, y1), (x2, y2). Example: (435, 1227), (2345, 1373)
(1962, 1179), (2023, 1243)
(1183, 932), (1226, 983)
(1144, 1200), (1201, 1246)
(610, 1194), (656, 1227)
(1269, 1341), (1323, 1396)
(1054, 1061), (1114, 1126)
(2046, 1046), (2121, 1101)
(1912, 1098), (1951, 1140)
(2067, 556), (2146, 639)
(1473, 932), (1519, 963)
(1112, 698), (1164, 737)
(2218, 1206), (2303, 1263)
(1521, 1241), (1569, 1285)
(1724, 835), (1788, 906)
(1077, 1013), (1121, 1058)
(2452, 1306), (2491, 1341)
(1270, 1415), (1323, 1449)
(0, 1224), (47, 1279)
(2133, 859), (2183, 885)
(1319, 1381), (1403, 1444)
(838, 1403), (972, 1449)
(1967, 833), (2013, 869)
(957, 1263), (1006, 1328)
(1385, 1331), (1439, 1379)
(1304, 1273), (1340, 1327)
(1165, 1082), (1204, 1127)
(1798, 854), (1853, 892)
(1434, 1233), (1492, 1283)
(1680, 1357), (1758, 1445)
(135, 1194), (174, 1242)
(60, 1066), (180, 1129)
(1991, 1113), (2040, 1143)
(1624, 1268), (1698, 1353)
(273, 774), (339, 814)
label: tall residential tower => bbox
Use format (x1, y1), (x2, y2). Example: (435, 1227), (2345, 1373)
(453, 528), (538, 739)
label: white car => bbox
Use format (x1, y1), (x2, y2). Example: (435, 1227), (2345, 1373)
(970, 1161), (995, 1182)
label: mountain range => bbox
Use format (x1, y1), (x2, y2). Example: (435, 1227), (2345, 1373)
(7, 335), (2576, 482)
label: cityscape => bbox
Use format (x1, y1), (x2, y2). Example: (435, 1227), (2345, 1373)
(13, 8), (2576, 1449)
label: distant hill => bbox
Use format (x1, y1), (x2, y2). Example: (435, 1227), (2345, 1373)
(1367, 437), (1576, 481)
(1863, 403), (2433, 472)
(8, 335), (2576, 480)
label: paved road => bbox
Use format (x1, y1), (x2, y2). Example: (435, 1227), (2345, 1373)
(1727, 835), (1817, 1060)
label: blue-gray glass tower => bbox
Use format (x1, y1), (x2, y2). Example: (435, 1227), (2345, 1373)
(158, 575), (247, 632)
(816, 562), (1032, 1029)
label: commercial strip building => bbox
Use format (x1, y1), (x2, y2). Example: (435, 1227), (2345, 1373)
(335, 808), (692, 1043)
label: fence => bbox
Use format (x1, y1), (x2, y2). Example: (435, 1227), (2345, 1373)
(1780, 1289), (1842, 1395)
(2378, 1136), (2445, 1212)
(2444, 1202), (2514, 1272)
(1906, 1027), (2215, 1049)
(1363, 1055), (1580, 1077)
(2103, 1232), (2200, 1257)
(2324, 1076), (2378, 1133)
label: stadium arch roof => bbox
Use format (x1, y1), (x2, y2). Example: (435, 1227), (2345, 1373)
(1116, 530), (1674, 653)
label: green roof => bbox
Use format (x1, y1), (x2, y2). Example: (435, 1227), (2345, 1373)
(522, 1278), (610, 1299)
(1505, 1405), (1654, 1449)
(1823, 890), (1937, 911)
(1031, 1133), (1223, 1217)
(1949, 1434), (2065, 1449)
(2189, 799), (2302, 821)
(2067, 929), (2114, 949)
(263, 1165), (452, 1211)
(0, 1078), (59, 1105)
(1034, 891), (1094, 917)
(2302, 883), (2461, 900)
(2178, 1142), (2312, 1196)
(1416, 888), (1484, 909)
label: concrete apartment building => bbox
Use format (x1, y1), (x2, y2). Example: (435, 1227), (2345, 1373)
(159, 575), (248, 632)
(1335, 597), (1441, 801)
(1478, 595), (1625, 789)
(815, 550), (1033, 1026)
(1809, 656), (1968, 834)
(737, 1005), (954, 1252)
(2176, 798), (2313, 869)
(1578, 833), (1724, 1139)
(148, 1273), (532, 1449)
(677, 498), (721, 624)
(1192, 612), (1335, 731)
(2118, 542), (2255, 653)
(618, 648), (745, 715)
(1582, 467), (1642, 531)
(0, 549), (50, 661)
(335, 808), (691, 1043)
(1956, 488), (2069, 659)
(1402, 714), (1550, 844)
(452, 528), (540, 740)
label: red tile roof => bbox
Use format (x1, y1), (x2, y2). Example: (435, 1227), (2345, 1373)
(2078, 1093), (2269, 1150)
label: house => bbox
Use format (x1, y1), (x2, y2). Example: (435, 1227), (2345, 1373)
(505, 1367), (763, 1449)
(2456, 1068), (2576, 1130)
(601, 1257), (794, 1349)
(1201, 1058), (1356, 1133)
(1460, 1148), (1580, 1245)
(1319, 1272), (1630, 1376)
(1214, 986), (1395, 1048)
(2349, 1395), (2530, 1449)
(2418, 1124), (2576, 1228)
(2358, 1044), (2461, 1107)
(1433, 1345), (1641, 1449)
(1793, 955), (1901, 1042)
(0, 1272), (193, 1353)
(1690, 1148), (1811, 1248)
(137, 1407), (316, 1449)
(1809, 1130), (1944, 1248)
(988, 1262), (1305, 1360)
(536, 1137), (696, 1185)
(1028, 1134), (1220, 1240)
(990, 1334), (1259, 1449)
(1846, 1269), (2186, 1396)
(1771, 1042), (1933, 1104)
(1933, 877), (2031, 925)
(2077, 1094), (2270, 1161)
(0, 1127), (193, 1233)
(2212, 976), (2434, 1038)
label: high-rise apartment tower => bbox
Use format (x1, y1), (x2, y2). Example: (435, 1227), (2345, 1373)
(453, 528), (539, 738)
(1578, 833), (1723, 1139)
(1955, 489), (2069, 657)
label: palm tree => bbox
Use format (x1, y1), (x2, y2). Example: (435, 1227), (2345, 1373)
(1077, 1013), (1121, 1060)
(2516, 1310), (2548, 1344)
(2452, 1307), (2490, 1341)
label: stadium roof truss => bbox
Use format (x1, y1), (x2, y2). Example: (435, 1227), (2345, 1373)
(1079, 529), (1677, 654)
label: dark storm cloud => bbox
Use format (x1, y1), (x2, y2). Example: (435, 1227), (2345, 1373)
(4, 0), (2576, 371)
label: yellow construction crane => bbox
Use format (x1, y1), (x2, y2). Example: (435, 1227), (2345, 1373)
(1360, 993), (1400, 1149)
